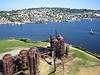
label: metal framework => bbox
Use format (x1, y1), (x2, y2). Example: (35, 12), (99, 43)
(0, 47), (39, 75)
(50, 29), (69, 59)
(0, 29), (69, 75)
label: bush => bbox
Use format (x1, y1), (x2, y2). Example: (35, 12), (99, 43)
(77, 46), (81, 49)
(9, 37), (14, 39)
(42, 38), (50, 42)
(47, 38), (50, 42)
(18, 38), (31, 43)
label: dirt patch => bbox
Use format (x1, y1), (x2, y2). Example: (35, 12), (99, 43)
(77, 66), (100, 75)
(39, 58), (53, 75)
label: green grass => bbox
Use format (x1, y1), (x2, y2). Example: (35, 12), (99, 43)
(69, 49), (100, 63)
(0, 39), (49, 53)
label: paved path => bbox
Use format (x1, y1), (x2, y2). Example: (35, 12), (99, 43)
(0, 44), (50, 60)
(56, 56), (76, 67)
(0, 48), (29, 60)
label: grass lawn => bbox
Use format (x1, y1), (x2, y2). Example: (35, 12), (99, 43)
(65, 47), (100, 75)
(0, 39), (49, 53)
(69, 47), (100, 63)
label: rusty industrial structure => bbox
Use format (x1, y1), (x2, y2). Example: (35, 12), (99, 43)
(50, 29), (69, 59)
(0, 29), (69, 75)
(2, 54), (14, 75)
(0, 47), (39, 75)
(29, 47), (39, 75)
(19, 50), (29, 68)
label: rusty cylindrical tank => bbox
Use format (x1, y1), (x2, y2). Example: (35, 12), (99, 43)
(29, 47), (37, 53)
(20, 50), (28, 57)
(3, 54), (12, 61)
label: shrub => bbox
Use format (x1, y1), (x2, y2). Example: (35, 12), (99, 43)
(42, 38), (50, 42)
(18, 38), (31, 43)
(77, 46), (81, 49)
(47, 38), (50, 42)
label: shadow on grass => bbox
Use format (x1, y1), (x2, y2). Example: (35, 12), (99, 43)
(44, 59), (51, 65)
(37, 47), (49, 53)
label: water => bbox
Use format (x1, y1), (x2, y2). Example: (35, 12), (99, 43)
(0, 19), (100, 54)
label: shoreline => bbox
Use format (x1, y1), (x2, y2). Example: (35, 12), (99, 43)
(69, 45), (100, 61)
(0, 18), (100, 25)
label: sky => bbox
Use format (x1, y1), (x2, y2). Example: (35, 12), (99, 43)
(0, 0), (100, 11)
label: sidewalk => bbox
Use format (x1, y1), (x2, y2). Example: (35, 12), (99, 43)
(0, 48), (29, 60)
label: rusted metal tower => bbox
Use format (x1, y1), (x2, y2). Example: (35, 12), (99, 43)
(2, 54), (14, 75)
(65, 43), (69, 57)
(56, 29), (58, 38)
(29, 47), (39, 75)
(50, 29), (69, 59)
(57, 35), (65, 58)
(50, 34), (53, 48)
(19, 49), (29, 67)
(52, 38), (58, 58)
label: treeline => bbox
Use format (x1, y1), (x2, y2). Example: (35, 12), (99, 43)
(74, 46), (100, 60)
(41, 7), (100, 13)
(1, 7), (100, 14)
(23, 7), (100, 13)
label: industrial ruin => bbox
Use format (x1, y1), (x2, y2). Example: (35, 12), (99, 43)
(50, 29), (69, 59)
(0, 29), (69, 75)
(0, 47), (39, 75)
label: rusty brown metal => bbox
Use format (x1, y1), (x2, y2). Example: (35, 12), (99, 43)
(41, 52), (50, 59)
(66, 46), (69, 57)
(20, 50), (28, 56)
(30, 47), (37, 53)
(0, 46), (40, 75)
(0, 72), (3, 75)
(64, 43), (69, 57)
(50, 30), (68, 59)
(19, 49), (28, 67)
(57, 35), (64, 40)
(2, 54), (13, 75)
(13, 70), (26, 75)
(3, 54), (12, 61)
(56, 29), (58, 38)
(29, 54), (37, 75)
(29, 47), (39, 75)
(50, 34), (52, 41)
